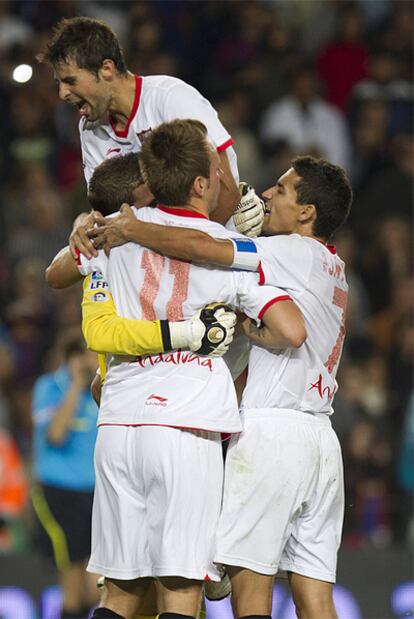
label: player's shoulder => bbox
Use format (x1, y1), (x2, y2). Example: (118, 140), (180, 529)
(256, 233), (310, 255)
(142, 74), (190, 94)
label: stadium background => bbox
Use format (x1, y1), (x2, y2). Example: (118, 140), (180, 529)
(0, 1), (412, 618)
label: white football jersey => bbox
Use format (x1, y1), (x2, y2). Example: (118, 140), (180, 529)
(80, 74), (238, 185)
(78, 207), (287, 431)
(242, 234), (348, 415)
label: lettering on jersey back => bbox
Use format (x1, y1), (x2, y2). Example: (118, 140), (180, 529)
(322, 253), (346, 283)
(140, 249), (190, 321)
(325, 286), (348, 374)
(309, 373), (337, 400)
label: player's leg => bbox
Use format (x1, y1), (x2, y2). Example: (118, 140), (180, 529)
(215, 411), (322, 617)
(143, 426), (224, 619)
(288, 573), (337, 619)
(92, 576), (152, 619)
(279, 420), (344, 619)
(226, 567), (274, 617)
(88, 426), (154, 619)
(156, 577), (203, 616)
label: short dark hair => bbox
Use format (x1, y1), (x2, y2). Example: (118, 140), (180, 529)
(37, 17), (127, 76)
(139, 119), (210, 205)
(292, 156), (353, 240)
(88, 153), (142, 215)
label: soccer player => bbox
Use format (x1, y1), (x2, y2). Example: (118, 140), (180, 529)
(87, 154), (353, 619)
(37, 16), (264, 256)
(46, 119), (306, 619)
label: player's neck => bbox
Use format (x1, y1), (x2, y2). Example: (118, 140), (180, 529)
(181, 198), (210, 219)
(108, 72), (137, 130)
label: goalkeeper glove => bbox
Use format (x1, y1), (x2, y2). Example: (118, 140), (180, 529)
(167, 303), (236, 357)
(232, 182), (265, 237)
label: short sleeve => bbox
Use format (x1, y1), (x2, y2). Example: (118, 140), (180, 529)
(77, 249), (109, 277)
(235, 272), (293, 325)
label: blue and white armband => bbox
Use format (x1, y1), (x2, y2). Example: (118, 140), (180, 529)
(230, 238), (260, 271)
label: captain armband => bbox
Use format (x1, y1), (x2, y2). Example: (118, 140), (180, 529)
(229, 238), (260, 271)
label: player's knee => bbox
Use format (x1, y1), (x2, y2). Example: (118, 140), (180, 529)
(90, 607), (126, 619)
(292, 594), (336, 619)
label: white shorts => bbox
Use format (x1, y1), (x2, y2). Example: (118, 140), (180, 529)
(215, 409), (344, 583)
(88, 425), (223, 580)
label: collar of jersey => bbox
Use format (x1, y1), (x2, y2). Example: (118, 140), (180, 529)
(157, 205), (209, 219)
(109, 74), (143, 138)
(325, 244), (337, 254)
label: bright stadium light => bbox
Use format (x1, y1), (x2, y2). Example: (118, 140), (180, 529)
(12, 64), (33, 84)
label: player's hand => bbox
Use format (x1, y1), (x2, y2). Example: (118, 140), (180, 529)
(69, 210), (105, 260)
(87, 204), (136, 255)
(232, 182), (265, 237)
(189, 302), (237, 357)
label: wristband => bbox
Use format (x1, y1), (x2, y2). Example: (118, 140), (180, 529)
(230, 238), (260, 271)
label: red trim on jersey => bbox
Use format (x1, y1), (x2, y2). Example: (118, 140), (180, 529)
(109, 75), (143, 138)
(258, 295), (292, 320)
(258, 261), (265, 285)
(326, 244), (337, 254)
(157, 205), (209, 219)
(217, 137), (234, 153)
(74, 247), (82, 266)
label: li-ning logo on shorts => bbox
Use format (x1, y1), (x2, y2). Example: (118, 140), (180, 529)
(146, 394), (168, 407)
(137, 128), (152, 144)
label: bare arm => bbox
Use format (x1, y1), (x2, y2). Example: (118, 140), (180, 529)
(210, 150), (240, 225)
(45, 246), (83, 289)
(245, 299), (307, 349)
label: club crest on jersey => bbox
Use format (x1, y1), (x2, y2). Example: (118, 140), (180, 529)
(137, 128), (152, 144)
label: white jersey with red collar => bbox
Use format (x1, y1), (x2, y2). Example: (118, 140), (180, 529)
(80, 74), (238, 185)
(78, 207), (287, 432)
(242, 233), (348, 415)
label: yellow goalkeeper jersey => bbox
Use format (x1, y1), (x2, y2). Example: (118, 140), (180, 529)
(81, 275), (166, 382)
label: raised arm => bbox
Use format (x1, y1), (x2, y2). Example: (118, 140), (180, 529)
(87, 204), (261, 271)
(45, 246), (84, 289)
(210, 150), (240, 225)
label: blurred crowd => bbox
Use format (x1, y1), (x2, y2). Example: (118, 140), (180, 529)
(0, 0), (412, 556)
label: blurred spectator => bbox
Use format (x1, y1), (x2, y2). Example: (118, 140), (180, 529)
(316, 2), (369, 110)
(343, 415), (393, 547)
(260, 64), (351, 170)
(31, 333), (99, 619)
(0, 1), (32, 52)
(0, 427), (28, 553)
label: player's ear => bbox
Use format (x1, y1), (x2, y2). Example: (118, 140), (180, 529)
(193, 175), (205, 198)
(100, 59), (116, 81)
(298, 203), (316, 224)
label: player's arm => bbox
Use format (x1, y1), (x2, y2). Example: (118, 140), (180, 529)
(246, 297), (306, 349)
(82, 277), (236, 358)
(45, 246), (84, 289)
(211, 150), (240, 225)
(88, 205), (259, 272)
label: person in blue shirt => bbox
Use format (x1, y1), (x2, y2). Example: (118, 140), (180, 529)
(31, 332), (100, 619)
